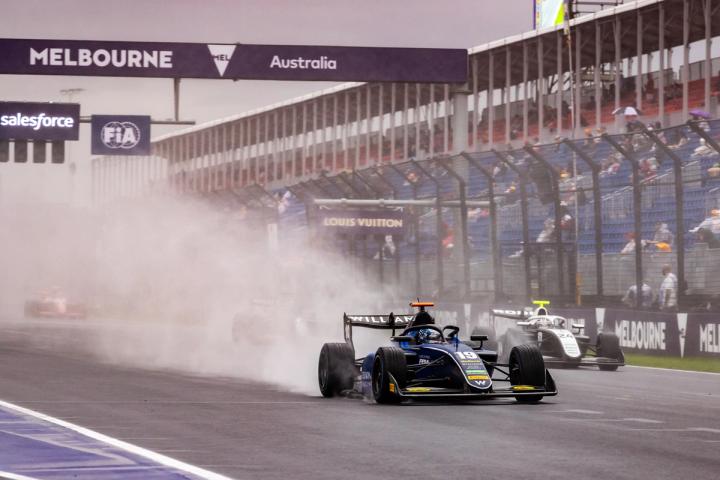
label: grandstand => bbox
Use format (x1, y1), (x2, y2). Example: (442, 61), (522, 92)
(92, 0), (720, 308)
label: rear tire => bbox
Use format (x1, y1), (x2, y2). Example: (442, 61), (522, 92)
(372, 347), (407, 404)
(509, 344), (546, 404)
(318, 343), (355, 397)
(596, 333), (623, 371)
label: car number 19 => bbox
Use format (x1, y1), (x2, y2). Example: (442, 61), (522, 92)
(455, 351), (478, 360)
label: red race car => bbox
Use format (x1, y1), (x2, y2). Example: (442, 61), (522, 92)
(24, 288), (87, 319)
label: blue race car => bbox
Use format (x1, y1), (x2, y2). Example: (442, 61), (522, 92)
(318, 301), (558, 404)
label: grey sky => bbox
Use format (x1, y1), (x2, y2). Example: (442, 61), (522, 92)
(0, 0), (532, 203)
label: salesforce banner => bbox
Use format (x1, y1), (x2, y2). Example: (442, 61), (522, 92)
(0, 102), (79, 141)
(318, 209), (405, 236)
(0, 38), (467, 83)
(91, 115), (150, 155)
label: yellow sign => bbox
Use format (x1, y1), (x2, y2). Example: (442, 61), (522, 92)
(389, 383), (396, 393)
(467, 375), (490, 381)
(512, 385), (536, 391)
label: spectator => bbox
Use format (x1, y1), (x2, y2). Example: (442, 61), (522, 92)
(405, 171), (419, 186)
(708, 162), (720, 178)
(639, 156), (658, 179)
(374, 235), (396, 260)
(558, 202), (574, 232)
(693, 139), (714, 157)
(696, 227), (720, 249)
(602, 156), (621, 176)
(649, 222), (673, 252)
(689, 209), (720, 236)
(621, 232), (648, 254)
(665, 126), (688, 148)
(622, 282), (654, 309)
(689, 112), (710, 132)
(441, 222), (454, 254)
(509, 218), (553, 258)
(468, 207), (489, 221)
(492, 160), (507, 179)
(503, 182), (519, 205)
(536, 218), (555, 243)
(659, 264), (678, 312)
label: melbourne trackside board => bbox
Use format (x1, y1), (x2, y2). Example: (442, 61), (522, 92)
(0, 38), (468, 83)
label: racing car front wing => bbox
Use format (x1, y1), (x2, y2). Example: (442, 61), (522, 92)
(391, 370), (558, 400)
(542, 356), (625, 368)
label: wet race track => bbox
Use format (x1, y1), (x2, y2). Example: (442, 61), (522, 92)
(0, 320), (718, 480)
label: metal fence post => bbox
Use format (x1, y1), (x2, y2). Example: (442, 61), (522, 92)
(438, 156), (470, 298)
(372, 166), (402, 285)
(388, 164), (422, 295)
(602, 134), (643, 309)
(492, 149), (532, 302)
(563, 139), (604, 299)
(523, 145), (567, 298)
(462, 152), (504, 301)
(410, 159), (444, 297)
(642, 125), (686, 306)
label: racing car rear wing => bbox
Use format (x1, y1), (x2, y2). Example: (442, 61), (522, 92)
(489, 308), (532, 321)
(343, 313), (414, 348)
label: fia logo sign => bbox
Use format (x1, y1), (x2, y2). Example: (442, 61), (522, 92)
(101, 121), (141, 149)
(207, 44), (237, 76)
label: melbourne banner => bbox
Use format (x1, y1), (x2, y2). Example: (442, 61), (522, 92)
(0, 38), (468, 83)
(0, 101), (79, 140)
(318, 209), (405, 236)
(91, 115), (150, 155)
(683, 313), (720, 357)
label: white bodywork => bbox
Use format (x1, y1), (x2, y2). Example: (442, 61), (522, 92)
(519, 315), (582, 359)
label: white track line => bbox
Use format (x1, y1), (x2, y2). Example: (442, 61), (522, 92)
(0, 399), (233, 480)
(0, 471), (40, 480)
(625, 365), (720, 376)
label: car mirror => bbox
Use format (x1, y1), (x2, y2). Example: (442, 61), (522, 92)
(392, 336), (413, 343)
(470, 335), (488, 342)
(443, 325), (460, 339)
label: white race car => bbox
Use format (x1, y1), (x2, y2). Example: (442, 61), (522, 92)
(482, 301), (624, 370)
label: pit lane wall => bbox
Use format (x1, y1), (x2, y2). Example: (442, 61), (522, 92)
(427, 302), (720, 358)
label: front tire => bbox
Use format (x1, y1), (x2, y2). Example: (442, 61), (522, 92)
(596, 333), (623, 371)
(372, 347), (407, 404)
(509, 344), (546, 404)
(318, 343), (355, 397)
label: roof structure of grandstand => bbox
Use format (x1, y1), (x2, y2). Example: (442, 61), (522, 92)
(91, 0), (720, 304)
